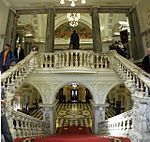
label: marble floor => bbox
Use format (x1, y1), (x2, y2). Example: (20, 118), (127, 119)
(56, 103), (92, 128)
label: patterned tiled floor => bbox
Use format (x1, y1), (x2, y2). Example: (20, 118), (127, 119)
(56, 103), (92, 128)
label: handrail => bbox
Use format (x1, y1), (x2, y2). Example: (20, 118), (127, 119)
(1, 51), (38, 92)
(110, 51), (150, 97)
(11, 110), (50, 138)
(99, 110), (133, 136)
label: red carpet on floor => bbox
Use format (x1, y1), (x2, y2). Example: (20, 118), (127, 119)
(14, 126), (131, 142)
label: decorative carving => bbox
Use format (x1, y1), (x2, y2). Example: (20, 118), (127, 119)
(30, 81), (63, 103)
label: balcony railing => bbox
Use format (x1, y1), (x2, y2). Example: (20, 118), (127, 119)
(39, 50), (110, 69)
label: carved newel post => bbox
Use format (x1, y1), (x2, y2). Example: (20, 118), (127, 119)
(92, 103), (108, 134)
(5, 91), (16, 139)
(130, 95), (150, 142)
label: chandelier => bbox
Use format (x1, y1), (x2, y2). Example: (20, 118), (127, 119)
(67, 13), (80, 27)
(60, 0), (86, 7)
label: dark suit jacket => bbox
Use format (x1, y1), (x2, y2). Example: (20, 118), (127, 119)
(14, 48), (25, 62)
(142, 55), (150, 73)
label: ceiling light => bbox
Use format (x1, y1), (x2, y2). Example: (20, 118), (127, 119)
(60, 0), (86, 7)
(60, 0), (65, 4)
(67, 13), (80, 27)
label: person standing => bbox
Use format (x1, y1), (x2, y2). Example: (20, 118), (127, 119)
(70, 30), (80, 49)
(116, 41), (127, 58)
(142, 48), (150, 73)
(14, 44), (25, 63)
(0, 44), (16, 73)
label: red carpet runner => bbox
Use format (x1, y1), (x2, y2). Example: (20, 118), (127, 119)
(14, 126), (131, 142)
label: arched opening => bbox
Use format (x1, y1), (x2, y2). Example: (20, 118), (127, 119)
(12, 83), (43, 120)
(55, 21), (93, 50)
(55, 82), (93, 129)
(105, 83), (133, 119)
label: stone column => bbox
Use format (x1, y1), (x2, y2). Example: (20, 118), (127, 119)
(127, 8), (144, 60)
(45, 8), (55, 52)
(130, 95), (150, 142)
(4, 9), (18, 50)
(92, 103), (108, 134)
(91, 7), (102, 52)
(40, 102), (57, 134)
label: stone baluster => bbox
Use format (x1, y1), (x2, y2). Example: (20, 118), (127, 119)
(15, 117), (21, 137)
(26, 119), (31, 136)
(100, 56), (103, 69)
(48, 55), (51, 68)
(19, 119), (24, 137)
(104, 57), (108, 68)
(90, 54), (95, 68)
(30, 121), (34, 136)
(66, 52), (69, 67)
(123, 120), (126, 130)
(70, 52), (74, 67)
(83, 53), (87, 67)
(32, 122), (35, 136)
(62, 53), (65, 67)
(118, 122), (122, 131)
(126, 119), (130, 131)
(58, 53), (62, 67)
(96, 55), (99, 68)
(144, 84), (149, 97)
(54, 54), (58, 68)
(79, 52), (83, 67)
(45, 55), (48, 68)
(40, 55), (44, 68)
(87, 54), (90, 67)
(75, 52), (78, 67)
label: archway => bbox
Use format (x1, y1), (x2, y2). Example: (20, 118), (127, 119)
(12, 83), (43, 120)
(55, 82), (93, 129)
(105, 83), (133, 119)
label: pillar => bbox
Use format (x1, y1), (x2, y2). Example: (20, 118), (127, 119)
(4, 9), (18, 51)
(91, 7), (102, 52)
(45, 8), (55, 52)
(130, 95), (150, 142)
(92, 104), (108, 134)
(40, 102), (57, 134)
(127, 8), (144, 60)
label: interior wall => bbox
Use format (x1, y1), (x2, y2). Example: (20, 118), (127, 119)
(136, 0), (150, 52)
(0, 1), (9, 51)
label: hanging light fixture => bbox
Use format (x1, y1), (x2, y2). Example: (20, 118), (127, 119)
(67, 13), (80, 27)
(60, 0), (86, 7)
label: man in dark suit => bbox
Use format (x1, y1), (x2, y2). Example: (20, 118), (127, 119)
(142, 48), (150, 73)
(14, 44), (25, 63)
(70, 30), (80, 49)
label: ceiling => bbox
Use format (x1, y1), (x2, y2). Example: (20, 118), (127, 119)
(3, 0), (139, 9)
(2, 0), (137, 47)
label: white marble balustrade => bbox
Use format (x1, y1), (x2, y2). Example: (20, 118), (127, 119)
(1, 51), (38, 93)
(99, 110), (133, 136)
(110, 51), (150, 97)
(11, 110), (50, 138)
(39, 50), (110, 69)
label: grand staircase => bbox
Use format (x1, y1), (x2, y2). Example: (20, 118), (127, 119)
(1, 50), (150, 142)
(14, 126), (131, 142)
